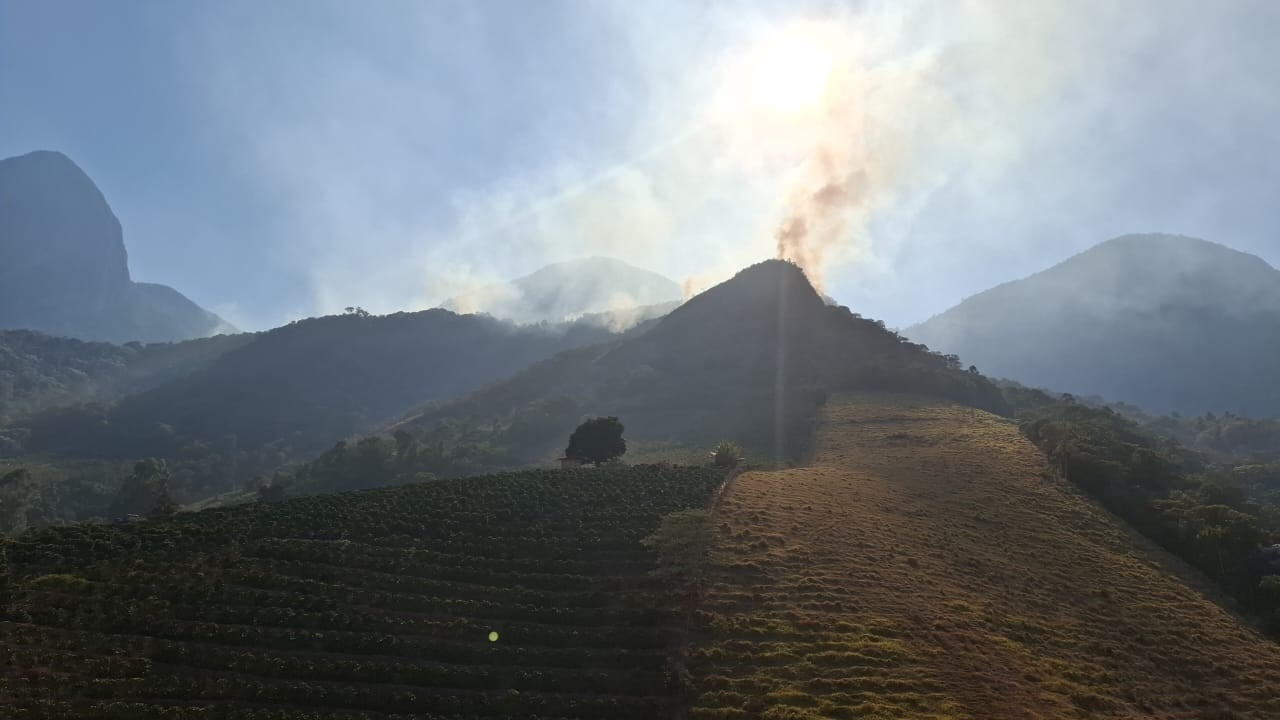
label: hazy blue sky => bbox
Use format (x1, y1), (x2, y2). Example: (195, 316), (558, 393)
(3, 0), (1278, 330)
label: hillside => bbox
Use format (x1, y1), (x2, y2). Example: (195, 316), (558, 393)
(10, 310), (622, 493)
(9, 397), (1280, 718)
(0, 465), (725, 718)
(907, 234), (1280, 417)
(0, 329), (252, 425)
(0, 150), (233, 343)
(441, 257), (682, 324)
(396, 260), (1007, 474)
(689, 396), (1280, 718)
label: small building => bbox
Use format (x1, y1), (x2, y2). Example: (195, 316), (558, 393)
(559, 457), (587, 470)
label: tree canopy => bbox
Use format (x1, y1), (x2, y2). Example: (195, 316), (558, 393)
(566, 417), (627, 465)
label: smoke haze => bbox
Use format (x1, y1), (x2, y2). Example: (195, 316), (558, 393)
(3, 0), (1278, 329)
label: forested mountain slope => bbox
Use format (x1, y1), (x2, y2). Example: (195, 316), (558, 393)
(908, 234), (1280, 416)
(13, 309), (621, 468)
(394, 260), (1007, 473)
(0, 329), (251, 424)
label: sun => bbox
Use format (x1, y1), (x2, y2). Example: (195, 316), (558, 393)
(712, 19), (855, 161)
(751, 25), (838, 114)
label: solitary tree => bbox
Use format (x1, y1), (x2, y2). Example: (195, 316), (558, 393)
(566, 417), (626, 465)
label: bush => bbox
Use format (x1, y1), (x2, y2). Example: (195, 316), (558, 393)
(710, 442), (744, 468)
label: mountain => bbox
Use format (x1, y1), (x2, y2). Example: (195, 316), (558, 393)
(440, 256), (682, 324)
(0, 262), (996, 525)
(11, 309), (625, 495)
(389, 260), (1007, 475)
(908, 233), (1280, 416)
(0, 150), (233, 343)
(0, 329), (252, 425)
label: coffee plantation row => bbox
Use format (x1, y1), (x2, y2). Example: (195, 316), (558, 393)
(0, 465), (726, 719)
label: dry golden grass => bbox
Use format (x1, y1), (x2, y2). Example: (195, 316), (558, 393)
(688, 395), (1280, 719)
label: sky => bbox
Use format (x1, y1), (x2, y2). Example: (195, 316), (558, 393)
(2, 0), (1279, 331)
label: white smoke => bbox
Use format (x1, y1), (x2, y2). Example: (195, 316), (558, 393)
(185, 0), (1280, 328)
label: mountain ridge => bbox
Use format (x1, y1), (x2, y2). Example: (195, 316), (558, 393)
(907, 233), (1280, 416)
(384, 259), (1007, 480)
(0, 150), (233, 343)
(11, 307), (630, 499)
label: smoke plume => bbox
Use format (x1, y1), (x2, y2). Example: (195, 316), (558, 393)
(774, 160), (868, 292)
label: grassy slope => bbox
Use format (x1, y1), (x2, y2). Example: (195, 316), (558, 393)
(0, 465), (724, 719)
(690, 396), (1280, 719)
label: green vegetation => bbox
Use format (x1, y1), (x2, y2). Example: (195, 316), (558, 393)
(264, 417), (539, 500)
(1018, 399), (1280, 631)
(642, 509), (715, 590)
(0, 459), (136, 534)
(402, 261), (1009, 478)
(566, 416), (627, 465)
(710, 442), (744, 468)
(1131, 409), (1280, 464)
(0, 464), (726, 718)
(0, 312), (623, 526)
(15, 310), (617, 463)
(0, 329), (248, 427)
(1, 260), (1015, 526)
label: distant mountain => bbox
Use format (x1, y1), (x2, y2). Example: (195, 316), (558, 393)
(387, 260), (1007, 476)
(0, 150), (233, 343)
(907, 233), (1280, 416)
(441, 257), (682, 324)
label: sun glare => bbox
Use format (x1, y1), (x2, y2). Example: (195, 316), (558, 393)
(752, 27), (837, 114)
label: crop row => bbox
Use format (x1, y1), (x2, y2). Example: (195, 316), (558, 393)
(1, 465), (726, 719)
(7, 467), (720, 566)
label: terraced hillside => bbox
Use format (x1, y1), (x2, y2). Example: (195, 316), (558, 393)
(0, 465), (724, 719)
(689, 396), (1280, 719)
